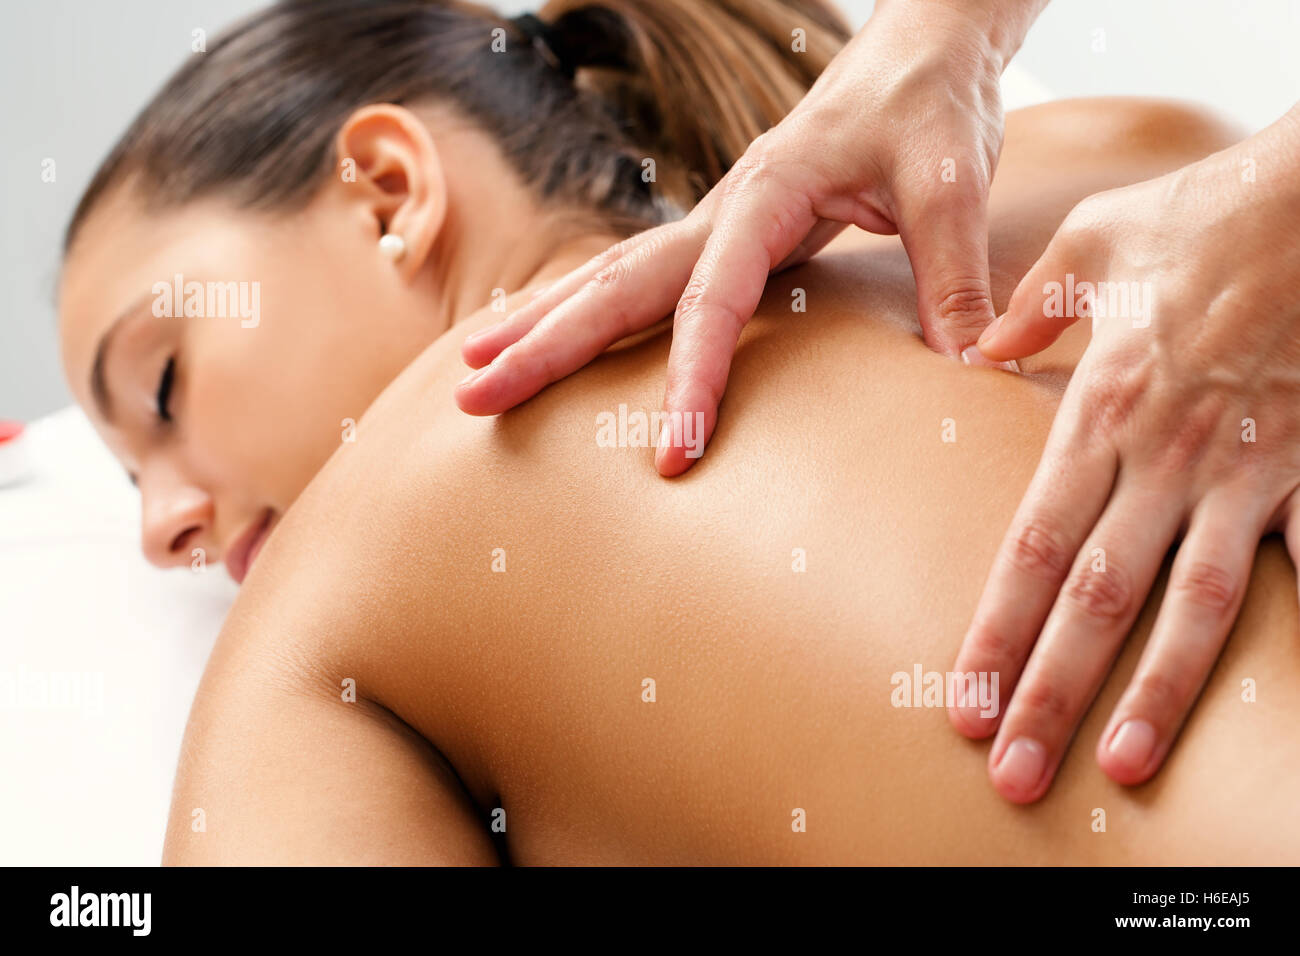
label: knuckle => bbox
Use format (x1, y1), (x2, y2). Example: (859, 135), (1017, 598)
(1059, 194), (1108, 245)
(600, 299), (637, 340)
(675, 288), (745, 337)
(664, 367), (722, 417)
(1147, 395), (1224, 475)
(593, 238), (632, 268)
(941, 172), (989, 208)
(674, 284), (707, 322)
(587, 225), (680, 291)
(1055, 212), (1088, 249)
(502, 337), (557, 388)
(724, 153), (767, 194)
(1172, 560), (1240, 614)
(934, 285), (995, 326)
(1015, 679), (1074, 725)
(1060, 558), (1135, 623)
(1130, 670), (1185, 718)
(587, 253), (640, 295)
(535, 347), (562, 388)
(636, 222), (690, 262)
(744, 129), (781, 164)
(1076, 371), (1144, 437)
(964, 616), (1020, 669)
(1004, 518), (1075, 581)
(586, 268), (618, 296)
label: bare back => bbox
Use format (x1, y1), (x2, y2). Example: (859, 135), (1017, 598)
(164, 100), (1300, 865)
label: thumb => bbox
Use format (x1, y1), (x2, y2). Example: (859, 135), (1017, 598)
(899, 194), (997, 358)
(974, 246), (1083, 362)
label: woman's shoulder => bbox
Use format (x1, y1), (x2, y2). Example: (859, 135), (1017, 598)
(218, 307), (509, 672)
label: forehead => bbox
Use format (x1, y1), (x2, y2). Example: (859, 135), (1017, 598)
(58, 188), (267, 403)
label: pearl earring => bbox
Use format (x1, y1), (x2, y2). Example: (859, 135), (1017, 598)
(378, 233), (406, 262)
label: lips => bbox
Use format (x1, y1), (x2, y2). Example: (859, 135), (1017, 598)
(224, 509), (275, 585)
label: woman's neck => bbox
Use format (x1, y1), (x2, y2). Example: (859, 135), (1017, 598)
(416, 110), (637, 332)
(434, 222), (626, 332)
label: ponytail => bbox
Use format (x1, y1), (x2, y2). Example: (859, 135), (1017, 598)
(67, 0), (850, 253)
(537, 0), (850, 206)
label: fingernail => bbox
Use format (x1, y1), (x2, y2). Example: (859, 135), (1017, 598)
(956, 698), (988, 731)
(994, 737), (1047, 795)
(961, 345), (1020, 373)
(654, 423), (671, 465)
(953, 681), (979, 724)
(457, 367), (485, 388)
(1106, 719), (1156, 771)
(655, 421), (681, 471)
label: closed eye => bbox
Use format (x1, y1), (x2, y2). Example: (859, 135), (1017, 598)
(156, 356), (176, 423)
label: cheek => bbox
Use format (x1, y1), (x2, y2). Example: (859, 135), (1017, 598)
(183, 321), (378, 507)
(177, 241), (425, 508)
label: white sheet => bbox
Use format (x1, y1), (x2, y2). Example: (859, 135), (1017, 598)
(0, 407), (236, 865)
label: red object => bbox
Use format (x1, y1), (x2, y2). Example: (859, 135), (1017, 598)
(0, 421), (24, 443)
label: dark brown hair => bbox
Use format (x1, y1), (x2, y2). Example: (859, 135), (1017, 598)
(65, 0), (849, 252)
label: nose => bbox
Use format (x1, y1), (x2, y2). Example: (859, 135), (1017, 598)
(138, 466), (214, 570)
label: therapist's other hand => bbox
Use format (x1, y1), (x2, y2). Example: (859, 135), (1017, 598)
(457, 0), (1045, 475)
(950, 106), (1300, 803)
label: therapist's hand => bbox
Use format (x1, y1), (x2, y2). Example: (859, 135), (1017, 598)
(950, 104), (1300, 802)
(457, 0), (1047, 475)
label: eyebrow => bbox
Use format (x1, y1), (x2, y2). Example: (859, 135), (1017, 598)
(90, 295), (151, 425)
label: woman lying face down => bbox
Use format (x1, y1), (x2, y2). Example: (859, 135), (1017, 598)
(59, 102), (622, 580)
(60, 0), (847, 582)
(58, 0), (1300, 864)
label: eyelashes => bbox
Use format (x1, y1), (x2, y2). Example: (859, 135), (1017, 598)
(156, 356), (176, 423)
(124, 354), (177, 485)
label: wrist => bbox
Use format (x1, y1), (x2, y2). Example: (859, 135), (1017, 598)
(1158, 107), (1300, 304)
(1207, 104), (1300, 218)
(1263, 102), (1300, 206)
(875, 0), (1046, 72)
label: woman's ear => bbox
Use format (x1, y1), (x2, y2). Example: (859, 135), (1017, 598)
(333, 104), (447, 277)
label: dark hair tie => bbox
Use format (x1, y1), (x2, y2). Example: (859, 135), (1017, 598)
(511, 13), (574, 79)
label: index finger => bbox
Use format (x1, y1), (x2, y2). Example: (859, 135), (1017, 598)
(655, 180), (817, 476)
(455, 225), (702, 416)
(460, 236), (635, 370)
